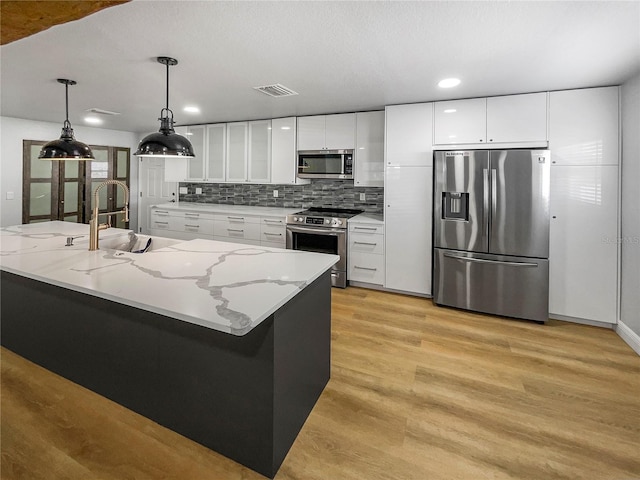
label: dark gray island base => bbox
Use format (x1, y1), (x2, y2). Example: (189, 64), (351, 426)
(1, 270), (331, 479)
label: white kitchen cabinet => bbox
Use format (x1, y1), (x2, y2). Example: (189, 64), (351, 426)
(297, 113), (355, 150)
(260, 216), (287, 248)
(549, 165), (619, 324)
(206, 124), (226, 182)
(226, 122), (249, 182)
(384, 166), (433, 295)
(486, 93), (548, 143)
(348, 222), (385, 285)
(148, 207), (215, 240)
(185, 125), (207, 180)
(433, 98), (486, 145)
(549, 87), (619, 166)
(385, 103), (434, 166)
(225, 121), (272, 183)
(271, 117), (309, 185)
(173, 124), (225, 182)
(355, 111), (384, 187)
(214, 214), (262, 245)
(248, 120), (271, 183)
(433, 93), (548, 146)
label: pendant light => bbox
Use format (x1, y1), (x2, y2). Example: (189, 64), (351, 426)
(39, 79), (94, 160)
(134, 57), (195, 158)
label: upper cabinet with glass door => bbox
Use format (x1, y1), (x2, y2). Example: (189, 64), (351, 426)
(433, 93), (548, 147)
(248, 120), (271, 183)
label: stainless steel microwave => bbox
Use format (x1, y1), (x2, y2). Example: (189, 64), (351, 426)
(297, 150), (354, 179)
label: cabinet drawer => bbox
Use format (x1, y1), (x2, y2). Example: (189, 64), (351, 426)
(349, 232), (384, 254)
(214, 220), (261, 240)
(349, 252), (384, 285)
(349, 223), (384, 235)
(149, 216), (183, 231)
(261, 216), (286, 228)
(214, 214), (261, 225)
(261, 225), (286, 244)
(181, 211), (216, 221)
(180, 218), (214, 236)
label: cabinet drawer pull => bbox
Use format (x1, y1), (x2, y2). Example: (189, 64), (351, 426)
(185, 224), (200, 228)
(227, 228), (244, 233)
(227, 216), (245, 221)
(354, 241), (377, 246)
(354, 266), (377, 271)
(185, 213), (200, 217)
(154, 211), (169, 215)
(263, 219), (283, 224)
(154, 221), (169, 225)
(264, 232), (283, 237)
(353, 226), (377, 231)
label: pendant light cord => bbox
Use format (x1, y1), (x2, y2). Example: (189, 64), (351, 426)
(165, 60), (170, 111)
(65, 82), (69, 123)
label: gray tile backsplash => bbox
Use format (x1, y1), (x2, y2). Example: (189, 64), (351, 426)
(179, 180), (384, 213)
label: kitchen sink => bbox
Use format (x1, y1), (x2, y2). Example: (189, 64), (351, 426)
(84, 232), (182, 253)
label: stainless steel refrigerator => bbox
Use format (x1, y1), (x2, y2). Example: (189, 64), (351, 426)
(433, 150), (550, 323)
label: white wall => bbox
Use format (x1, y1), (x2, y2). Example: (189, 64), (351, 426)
(620, 73), (640, 343)
(0, 116), (140, 228)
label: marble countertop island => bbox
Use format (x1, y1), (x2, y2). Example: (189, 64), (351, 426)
(0, 221), (339, 335)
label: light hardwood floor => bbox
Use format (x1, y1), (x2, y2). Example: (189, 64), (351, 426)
(2, 287), (639, 479)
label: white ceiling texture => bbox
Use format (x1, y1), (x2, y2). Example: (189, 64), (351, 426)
(1, 0), (639, 134)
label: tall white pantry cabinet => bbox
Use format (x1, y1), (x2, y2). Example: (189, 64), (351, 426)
(384, 103), (434, 295)
(548, 86), (620, 324)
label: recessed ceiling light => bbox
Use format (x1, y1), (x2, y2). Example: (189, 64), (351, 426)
(183, 106), (200, 114)
(84, 116), (103, 125)
(438, 78), (461, 88)
(444, 109), (457, 113)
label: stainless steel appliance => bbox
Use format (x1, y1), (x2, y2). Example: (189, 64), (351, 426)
(297, 150), (354, 179)
(433, 150), (550, 323)
(286, 207), (363, 288)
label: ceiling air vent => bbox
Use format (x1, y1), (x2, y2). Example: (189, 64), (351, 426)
(253, 84), (298, 98)
(86, 108), (121, 116)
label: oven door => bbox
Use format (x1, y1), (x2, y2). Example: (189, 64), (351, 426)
(286, 225), (347, 286)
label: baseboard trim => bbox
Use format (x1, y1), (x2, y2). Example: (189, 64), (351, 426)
(615, 321), (640, 356)
(548, 313), (615, 329)
(347, 281), (431, 298)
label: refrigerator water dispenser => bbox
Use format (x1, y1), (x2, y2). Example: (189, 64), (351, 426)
(442, 192), (469, 221)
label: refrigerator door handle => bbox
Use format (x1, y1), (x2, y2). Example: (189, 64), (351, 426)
(483, 168), (489, 239)
(443, 253), (539, 268)
(491, 168), (498, 223)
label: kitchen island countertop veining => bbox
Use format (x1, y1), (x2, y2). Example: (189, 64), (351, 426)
(0, 221), (338, 335)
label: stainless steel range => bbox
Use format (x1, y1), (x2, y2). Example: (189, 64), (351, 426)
(286, 207), (363, 288)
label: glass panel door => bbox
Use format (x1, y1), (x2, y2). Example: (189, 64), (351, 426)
(23, 141), (130, 227)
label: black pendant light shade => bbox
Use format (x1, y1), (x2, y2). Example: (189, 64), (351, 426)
(39, 79), (94, 160)
(135, 57), (195, 158)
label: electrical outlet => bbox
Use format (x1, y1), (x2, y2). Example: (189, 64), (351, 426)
(273, 190), (279, 198)
(359, 193), (366, 201)
(195, 187), (203, 195)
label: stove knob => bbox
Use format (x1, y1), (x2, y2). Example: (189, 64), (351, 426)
(336, 220), (343, 226)
(325, 219), (330, 224)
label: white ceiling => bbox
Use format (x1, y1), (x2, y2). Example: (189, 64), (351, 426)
(1, 0), (639, 134)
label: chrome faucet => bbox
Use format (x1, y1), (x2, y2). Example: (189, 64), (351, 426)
(89, 180), (130, 251)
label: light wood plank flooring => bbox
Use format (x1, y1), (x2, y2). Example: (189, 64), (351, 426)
(2, 287), (639, 479)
